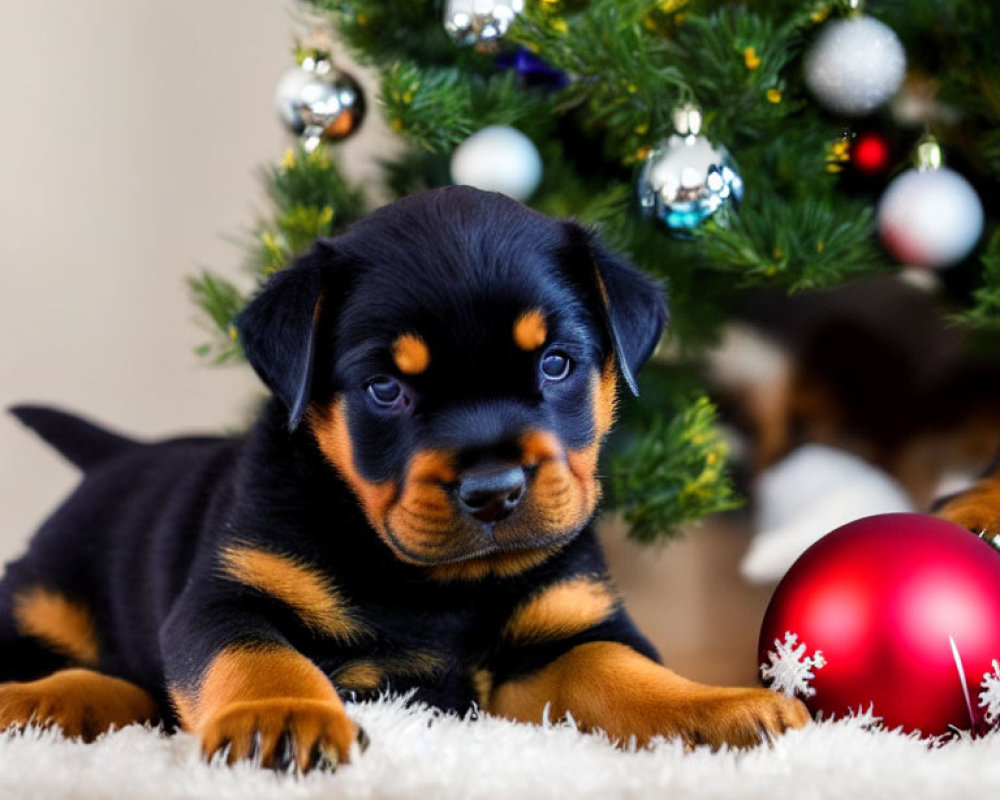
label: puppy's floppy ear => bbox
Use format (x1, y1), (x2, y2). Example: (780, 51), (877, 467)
(235, 240), (338, 430)
(562, 222), (668, 396)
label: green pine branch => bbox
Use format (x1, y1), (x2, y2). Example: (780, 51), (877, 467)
(605, 395), (742, 542)
(510, 0), (686, 163)
(190, 146), (366, 361)
(309, 0), (457, 66)
(382, 63), (554, 153)
(188, 272), (246, 365)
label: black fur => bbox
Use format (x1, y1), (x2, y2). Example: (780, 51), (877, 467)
(9, 406), (136, 471)
(1, 186), (665, 728)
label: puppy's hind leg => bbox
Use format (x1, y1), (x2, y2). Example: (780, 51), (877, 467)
(0, 669), (157, 741)
(0, 606), (72, 685)
(0, 584), (157, 740)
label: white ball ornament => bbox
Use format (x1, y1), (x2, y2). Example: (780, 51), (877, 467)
(450, 125), (543, 202)
(878, 166), (984, 269)
(804, 15), (906, 115)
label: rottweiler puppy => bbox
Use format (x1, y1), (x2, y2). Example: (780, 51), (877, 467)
(0, 187), (807, 771)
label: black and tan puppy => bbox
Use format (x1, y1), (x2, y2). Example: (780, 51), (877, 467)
(0, 187), (807, 770)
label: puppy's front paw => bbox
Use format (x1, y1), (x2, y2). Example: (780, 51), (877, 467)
(200, 698), (366, 772)
(670, 686), (810, 749)
(934, 473), (1000, 541)
(936, 493), (1000, 540)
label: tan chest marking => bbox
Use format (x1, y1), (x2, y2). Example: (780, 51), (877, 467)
(219, 545), (369, 641)
(502, 576), (617, 645)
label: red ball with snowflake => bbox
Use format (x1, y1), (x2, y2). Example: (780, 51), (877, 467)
(758, 513), (1000, 737)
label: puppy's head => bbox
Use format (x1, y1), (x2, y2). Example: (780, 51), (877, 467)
(238, 187), (666, 578)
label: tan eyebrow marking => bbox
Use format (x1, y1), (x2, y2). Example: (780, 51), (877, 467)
(513, 309), (547, 351)
(393, 333), (431, 374)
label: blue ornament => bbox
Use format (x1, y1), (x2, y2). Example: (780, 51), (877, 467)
(637, 133), (743, 233)
(496, 48), (569, 90)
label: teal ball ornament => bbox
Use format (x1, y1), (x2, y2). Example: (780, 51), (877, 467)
(637, 134), (743, 233)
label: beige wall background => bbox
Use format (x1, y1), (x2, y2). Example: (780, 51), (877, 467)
(0, 1), (398, 563)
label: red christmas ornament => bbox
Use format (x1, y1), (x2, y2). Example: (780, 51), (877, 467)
(851, 131), (890, 174)
(758, 513), (1000, 737)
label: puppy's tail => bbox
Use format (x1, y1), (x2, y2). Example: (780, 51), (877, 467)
(9, 405), (138, 472)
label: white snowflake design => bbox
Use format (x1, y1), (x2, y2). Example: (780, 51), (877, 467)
(979, 660), (1000, 726)
(760, 631), (827, 699)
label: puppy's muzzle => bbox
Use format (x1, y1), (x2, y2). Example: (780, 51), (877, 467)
(456, 465), (526, 524)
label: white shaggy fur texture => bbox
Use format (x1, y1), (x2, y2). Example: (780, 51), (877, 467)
(2, 695), (1000, 799)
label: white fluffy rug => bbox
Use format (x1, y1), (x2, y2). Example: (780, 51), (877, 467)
(3, 695), (1000, 800)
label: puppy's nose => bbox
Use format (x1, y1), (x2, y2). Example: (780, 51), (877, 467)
(457, 466), (526, 523)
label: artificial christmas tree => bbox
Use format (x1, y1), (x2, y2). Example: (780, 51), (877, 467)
(192, 0), (1000, 541)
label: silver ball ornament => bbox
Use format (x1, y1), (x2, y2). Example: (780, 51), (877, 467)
(274, 60), (365, 150)
(443, 0), (525, 46)
(637, 134), (743, 232)
(804, 15), (906, 116)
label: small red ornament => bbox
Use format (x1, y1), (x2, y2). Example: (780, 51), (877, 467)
(851, 132), (890, 174)
(758, 513), (1000, 737)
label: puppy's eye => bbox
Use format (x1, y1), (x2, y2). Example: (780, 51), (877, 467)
(366, 377), (406, 409)
(540, 350), (572, 382)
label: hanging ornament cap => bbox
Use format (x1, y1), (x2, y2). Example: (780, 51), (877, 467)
(915, 136), (943, 171)
(672, 104), (702, 137)
(300, 54), (332, 75)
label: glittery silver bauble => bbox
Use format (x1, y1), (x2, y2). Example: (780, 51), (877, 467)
(443, 0), (525, 46)
(804, 15), (906, 116)
(637, 134), (743, 232)
(274, 60), (365, 150)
